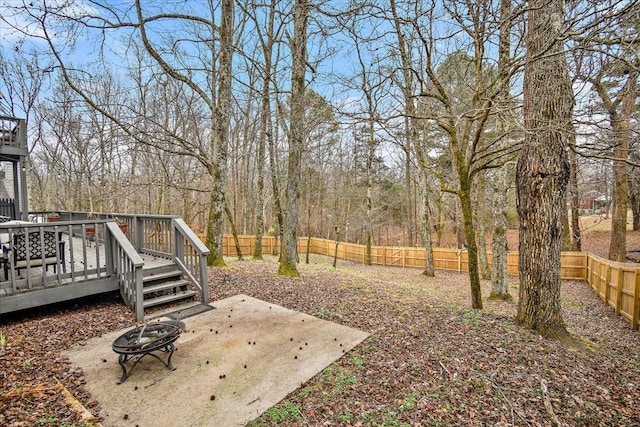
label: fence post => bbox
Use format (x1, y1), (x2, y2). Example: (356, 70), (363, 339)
(633, 270), (640, 331)
(615, 267), (624, 316)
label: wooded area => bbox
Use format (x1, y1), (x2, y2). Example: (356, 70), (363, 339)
(0, 1), (638, 332)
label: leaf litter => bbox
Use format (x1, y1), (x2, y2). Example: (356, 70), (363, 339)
(1, 249), (639, 426)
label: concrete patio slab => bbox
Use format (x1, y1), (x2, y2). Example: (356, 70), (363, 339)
(64, 294), (369, 427)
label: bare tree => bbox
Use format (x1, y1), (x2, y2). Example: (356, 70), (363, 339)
(570, 1), (639, 260)
(390, 0), (435, 276)
(389, 0), (522, 309)
(278, 0), (310, 277)
(516, 0), (573, 339)
(237, 0), (284, 260)
(336, 8), (388, 265)
(490, 0), (516, 300)
(3, 1), (237, 266)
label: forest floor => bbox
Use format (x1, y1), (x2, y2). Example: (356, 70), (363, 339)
(1, 220), (640, 426)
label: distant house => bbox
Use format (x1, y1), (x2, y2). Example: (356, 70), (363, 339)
(579, 190), (607, 212)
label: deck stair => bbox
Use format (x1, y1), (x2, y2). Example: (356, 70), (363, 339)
(142, 263), (198, 314)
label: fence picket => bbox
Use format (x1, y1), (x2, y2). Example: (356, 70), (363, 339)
(633, 271), (640, 331)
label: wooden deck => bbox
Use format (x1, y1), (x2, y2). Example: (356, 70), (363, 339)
(0, 215), (209, 320)
(0, 234), (172, 298)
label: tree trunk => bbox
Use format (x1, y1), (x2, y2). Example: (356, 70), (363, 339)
(278, 0), (309, 277)
(268, 109), (284, 256)
(306, 198), (311, 264)
(607, 73), (637, 261)
(455, 199), (465, 249)
(490, 166), (511, 300)
(490, 0), (513, 299)
(206, 0), (234, 267)
(608, 129), (630, 262)
(418, 171), (435, 277)
(475, 176), (490, 280)
(252, 0), (277, 261)
(435, 197), (444, 248)
(631, 183), (640, 231)
(458, 169), (482, 309)
(516, 0), (571, 338)
(225, 204), (243, 260)
(405, 147), (415, 246)
(365, 121), (375, 266)
(568, 133), (581, 251)
(206, 176), (227, 266)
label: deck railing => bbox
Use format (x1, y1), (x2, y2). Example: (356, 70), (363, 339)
(28, 211), (210, 316)
(173, 218), (210, 305)
(0, 220), (123, 315)
(0, 221), (112, 292)
(105, 221), (145, 320)
(47, 211), (177, 257)
(0, 116), (26, 149)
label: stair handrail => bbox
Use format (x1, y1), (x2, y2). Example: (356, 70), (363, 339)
(106, 221), (145, 320)
(171, 218), (210, 305)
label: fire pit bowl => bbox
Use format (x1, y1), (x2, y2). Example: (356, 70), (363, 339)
(112, 321), (182, 384)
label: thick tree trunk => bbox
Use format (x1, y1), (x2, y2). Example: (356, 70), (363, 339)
(516, 0), (571, 338)
(278, 0), (308, 277)
(206, 179), (227, 266)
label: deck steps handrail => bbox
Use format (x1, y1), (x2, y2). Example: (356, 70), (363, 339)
(172, 218), (210, 305)
(105, 221), (145, 320)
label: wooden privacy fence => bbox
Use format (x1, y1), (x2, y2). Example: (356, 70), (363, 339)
(207, 234), (639, 330)
(586, 254), (640, 331)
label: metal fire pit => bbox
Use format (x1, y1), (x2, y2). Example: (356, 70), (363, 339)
(112, 321), (183, 384)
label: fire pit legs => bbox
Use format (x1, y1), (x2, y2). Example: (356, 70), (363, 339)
(116, 342), (177, 384)
(112, 322), (182, 384)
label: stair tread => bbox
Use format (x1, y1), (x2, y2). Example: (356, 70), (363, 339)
(144, 301), (204, 321)
(143, 290), (198, 308)
(143, 279), (190, 294)
(143, 269), (183, 282)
